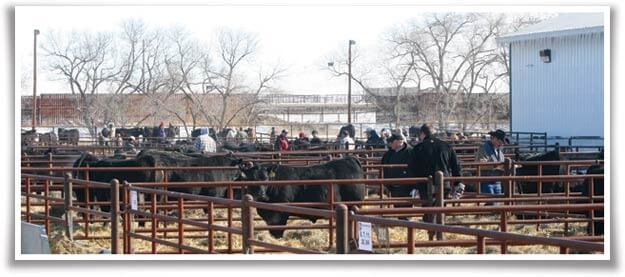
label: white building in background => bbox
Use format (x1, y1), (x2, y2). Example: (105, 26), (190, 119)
(496, 13), (605, 138)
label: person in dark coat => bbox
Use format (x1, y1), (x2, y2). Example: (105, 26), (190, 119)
(409, 123), (464, 223)
(310, 130), (322, 145)
(381, 133), (414, 215)
(364, 128), (386, 148)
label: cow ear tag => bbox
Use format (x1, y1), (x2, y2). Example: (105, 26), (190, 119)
(268, 171), (276, 178)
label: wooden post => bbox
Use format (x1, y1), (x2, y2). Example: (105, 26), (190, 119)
(26, 177), (31, 222)
(477, 236), (485, 254)
(208, 201), (214, 253)
(348, 210), (355, 248)
(151, 193), (157, 254)
(407, 227), (414, 254)
(242, 194), (254, 254)
(435, 171), (445, 241)
(63, 173), (74, 241)
(124, 182), (133, 254)
(500, 211), (508, 254)
(335, 204), (348, 254)
(504, 158), (513, 205)
(110, 179), (120, 254)
(177, 198), (184, 254)
(227, 184), (233, 254)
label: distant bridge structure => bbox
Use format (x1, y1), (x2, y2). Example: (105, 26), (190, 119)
(259, 93), (377, 124)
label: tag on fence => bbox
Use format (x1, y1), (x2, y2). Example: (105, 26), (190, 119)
(358, 222), (373, 252)
(130, 191), (138, 210)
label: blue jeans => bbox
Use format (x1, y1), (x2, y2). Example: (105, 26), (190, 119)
(480, 182), (502, 195)
(481, 182), (502, 206)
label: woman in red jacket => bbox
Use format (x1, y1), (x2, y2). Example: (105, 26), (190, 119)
(279, 135), (289, 151)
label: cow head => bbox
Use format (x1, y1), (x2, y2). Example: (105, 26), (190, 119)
(236, 161), (279, 202)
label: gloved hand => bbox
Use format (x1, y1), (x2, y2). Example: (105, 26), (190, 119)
(452, 182), (465, 200)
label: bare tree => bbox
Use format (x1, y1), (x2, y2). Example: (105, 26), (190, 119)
(44, 30), (120, 135)
(200, 28), (283, 130)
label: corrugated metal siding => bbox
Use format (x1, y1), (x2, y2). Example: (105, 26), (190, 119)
(511, 32), (604, 137)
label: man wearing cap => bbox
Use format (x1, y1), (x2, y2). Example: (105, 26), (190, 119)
(409, 123), (464, 223)
(294, 131), (310, 150)
(476, 129), (507, 202)
(381, 132), (414, 215)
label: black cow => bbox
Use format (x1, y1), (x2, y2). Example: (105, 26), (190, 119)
(40, 132), (58, 146)
(221, 141), (273, 152)
(72, 150), (241, 214)
(582, 164), (604, 235)
(136, 150), (240, 197)
(237, 156), (366, 238)
(515, 150), (564, 194)
(58, 128), (79, 145)
(115, 127), (151, 139)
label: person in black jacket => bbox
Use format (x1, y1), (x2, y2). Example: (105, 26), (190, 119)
(409, 124), (464, 223)
(381, 133), (414, 214)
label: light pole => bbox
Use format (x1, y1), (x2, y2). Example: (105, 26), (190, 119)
(328, 39), (356, 124)
(32, 29), (40, 131)
(347, 39), (355, 124)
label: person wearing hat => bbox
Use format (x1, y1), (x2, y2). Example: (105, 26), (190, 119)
(125, 135), (138, 153)
(381, 132), (414, 218)
(408, 123), (464, 225)
(476, 129), (507, 203)
(294, 131), (310, 150)
(364, 128), (385, 148)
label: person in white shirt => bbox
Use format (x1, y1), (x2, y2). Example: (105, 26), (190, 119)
(338, 130), (355, 150)
(194, 133), (217, 153)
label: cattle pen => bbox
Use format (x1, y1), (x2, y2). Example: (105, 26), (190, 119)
(20, 146), (605, 255)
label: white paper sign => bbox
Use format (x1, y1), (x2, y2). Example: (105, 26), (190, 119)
(130, 191), (138, 210)
(358, 222), (373, 251)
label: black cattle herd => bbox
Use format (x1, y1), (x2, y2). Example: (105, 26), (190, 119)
(22, 125), (604, 238)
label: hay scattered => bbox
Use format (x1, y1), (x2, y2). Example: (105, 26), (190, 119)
(35, 199), (597, 255)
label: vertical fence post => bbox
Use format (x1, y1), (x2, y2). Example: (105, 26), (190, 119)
(110, 179), (120, 254)
(151, 193), (157, 254)
(435, 171), (445, 241)
(85, 165), (91, 239)
(504, 158), (513, 205)
(44, 177), (50, 236)
(124, 182), (133, 254)
(63, 173), (74, 241)
(227, 185), (233, 254)
(177, 198), (184, 254)
(207, 201), (214, 253)
(348, 210), (355, 247)
(335, 204), (348, 254)
(477, 236), (485, 254)
(424, 176), (434, 240)
(589, 177), (595, 236)
(500, 211), (508, 254)
(407, 227), (415, 254)
(26, 177), (32, 223)
(242, 194), (254, 254)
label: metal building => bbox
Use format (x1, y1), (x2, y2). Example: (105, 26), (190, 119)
(496, 13), (605, 138)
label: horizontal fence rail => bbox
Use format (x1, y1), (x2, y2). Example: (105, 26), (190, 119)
(20, 162), (605, 255)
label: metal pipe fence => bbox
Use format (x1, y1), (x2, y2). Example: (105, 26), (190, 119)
(21, 168), (604, 254)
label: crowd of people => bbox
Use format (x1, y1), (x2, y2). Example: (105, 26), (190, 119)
(87, 120), (511, 226)
(378, 124), (510, 224)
